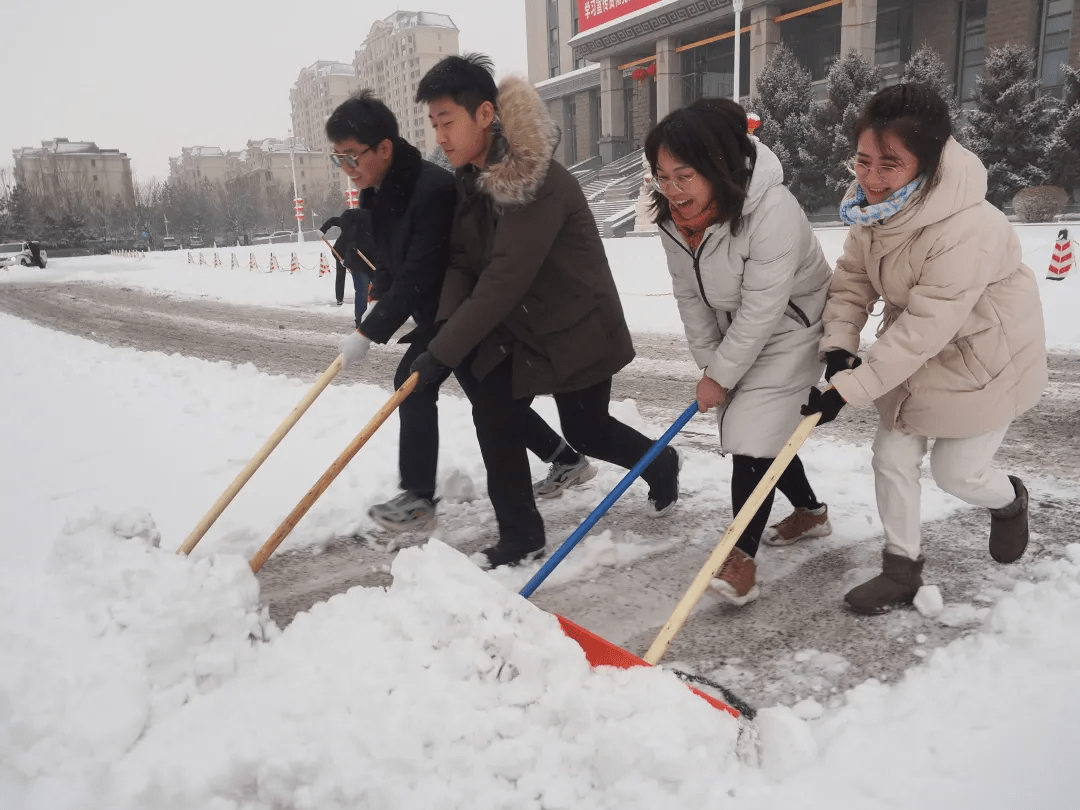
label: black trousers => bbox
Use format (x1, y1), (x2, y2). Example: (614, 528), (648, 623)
(731, 453), (821, 558)
(395, 335), (568, 498)
(457, 355), (668, 551)
(335, 264), (347, 303)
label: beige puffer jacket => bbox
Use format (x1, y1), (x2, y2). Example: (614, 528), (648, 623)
(825, 137), (1047, 438)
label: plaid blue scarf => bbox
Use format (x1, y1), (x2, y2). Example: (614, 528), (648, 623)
(839, 176), (923, 226)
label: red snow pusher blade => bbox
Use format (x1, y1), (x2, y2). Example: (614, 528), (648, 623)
(556, 615), (741, 719)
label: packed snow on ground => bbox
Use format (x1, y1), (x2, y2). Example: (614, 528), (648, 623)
(2, 224), (1080, 808)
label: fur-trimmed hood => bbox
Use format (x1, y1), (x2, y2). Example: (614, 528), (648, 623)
(476, 75), (560, 207)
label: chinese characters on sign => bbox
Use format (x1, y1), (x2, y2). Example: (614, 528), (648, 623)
(577, 0), (661, 33)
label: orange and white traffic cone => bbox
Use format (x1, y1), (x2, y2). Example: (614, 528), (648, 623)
(318, 252), (330, 276)
(269, 253), (280, 272)
(231, 253), (240, 269)
(290, 252), (299, 274)
(249, 253), (257, 271)
(1047, 228), (1074, 281)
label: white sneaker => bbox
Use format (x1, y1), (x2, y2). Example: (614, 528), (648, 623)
(533, 455), (597, 499)
(368, 491), (437, 532)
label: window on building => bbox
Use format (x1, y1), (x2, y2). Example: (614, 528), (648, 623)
(565, 98), (578, 165)
(780, 4), (842, 81)
(91, 159), (96, 167)
(957, 0), (987, 106)
(572, 0), (580, 36)
(681, 32), (751, 101)
(301, 170), (305, 177)
(548, 0), (561, 78)
(1039, 0), (1074, 91)
(875, 0), (913, 67)
(93, 175), (98, 182)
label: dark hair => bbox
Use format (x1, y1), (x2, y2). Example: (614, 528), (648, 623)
(325, 89), (399, 146)
(644, 98), (756, 235)
(415, 52), (498, 115)
(852, 83), (951, 192)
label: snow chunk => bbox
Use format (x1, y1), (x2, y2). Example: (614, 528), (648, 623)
(756, 706), (818, 777)
(914, 585), (944, 618)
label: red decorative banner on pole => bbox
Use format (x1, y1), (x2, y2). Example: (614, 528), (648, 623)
(578, 0), (660, 33)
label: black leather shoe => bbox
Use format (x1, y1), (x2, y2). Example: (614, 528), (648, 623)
(475, 542), (546, 570)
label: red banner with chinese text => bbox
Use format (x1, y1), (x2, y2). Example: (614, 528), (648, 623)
(578, 0), (661, 33)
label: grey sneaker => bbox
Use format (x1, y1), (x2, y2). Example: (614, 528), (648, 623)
(368, 491), (437, 532)
(533, 455), (597, 499)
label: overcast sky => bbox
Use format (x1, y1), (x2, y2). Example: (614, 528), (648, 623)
(0, 1), (528, 184)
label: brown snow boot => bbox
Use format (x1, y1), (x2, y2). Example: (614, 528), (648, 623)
(844, 552), (924, 615)
(989, 475), (1029, 564)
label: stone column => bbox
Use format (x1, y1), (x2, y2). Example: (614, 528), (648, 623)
(840, 0), (878, 62)
(599, 56), (629, 163)
(655, 37), (682, 120)
(749, 4), (780, 95)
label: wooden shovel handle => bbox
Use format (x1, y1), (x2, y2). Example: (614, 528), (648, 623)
(643, 411), (821, 665)
(249, 372), (419, 573)
(177, 355), (343, 556)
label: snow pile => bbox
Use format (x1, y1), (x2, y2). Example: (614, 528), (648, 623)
(0, 509), (274, 808)
(1, 528), (744, 809)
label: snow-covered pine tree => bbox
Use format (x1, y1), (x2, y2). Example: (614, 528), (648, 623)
(902, 45), (960, 131)
(425, 146), (453, 172)
(963, 43), (1058, 207)
(6, 184), (35, 238)
(1045, 64), (1080, 198)
(749, 43), (830, 212)
(808, 49), (883, 205)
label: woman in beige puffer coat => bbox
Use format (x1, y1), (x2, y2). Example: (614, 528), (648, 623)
(804, 83), (1047, 615)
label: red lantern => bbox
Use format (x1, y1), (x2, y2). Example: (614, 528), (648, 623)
(646, 62), (656, 77)
(631, 67), (647, 82)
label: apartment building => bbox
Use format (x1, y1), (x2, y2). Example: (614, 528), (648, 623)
(290, 60), (362, 154)
(13, 137), (135, 215)
(222, 138), (342, 225)
(168, 146), (229, 189)
(353, 10), (460, 154)
(527, 0), (1079, 166)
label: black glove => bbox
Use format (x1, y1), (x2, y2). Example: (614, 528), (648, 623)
(409, 351), (448, 393)
(801, 387), (846, 425)
(319, 216), (342, 235)
(824, 349), (862, 382)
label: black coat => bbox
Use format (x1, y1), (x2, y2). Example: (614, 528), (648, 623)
(357, 139), (456, 345)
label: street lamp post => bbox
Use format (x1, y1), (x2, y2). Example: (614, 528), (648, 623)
(732, 0), (744, 103)
(287, 131), (305, 243)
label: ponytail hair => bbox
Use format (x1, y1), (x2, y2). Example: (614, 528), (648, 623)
(852, 83), (951, 193)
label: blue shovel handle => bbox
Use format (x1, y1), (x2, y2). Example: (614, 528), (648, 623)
(519, 400), (699, 598)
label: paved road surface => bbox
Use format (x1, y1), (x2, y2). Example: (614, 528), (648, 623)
(3, 280), (1078, 710)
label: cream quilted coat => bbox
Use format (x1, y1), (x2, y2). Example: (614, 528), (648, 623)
(825, 137), (1047, 438)
(659, 141), (832, 457)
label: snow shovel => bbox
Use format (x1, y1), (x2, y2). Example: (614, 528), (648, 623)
(249, 371), (418, 573)
(643, 410), (822, 665)
(519, 400), (699, 599)
(177, 354), (344, 556)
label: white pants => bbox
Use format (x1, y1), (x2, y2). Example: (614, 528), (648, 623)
(871, 422), (1017, 560)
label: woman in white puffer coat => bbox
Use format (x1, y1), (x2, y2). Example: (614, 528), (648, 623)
(802, 83), (1047, 615)
(646, 98), (833, 606)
